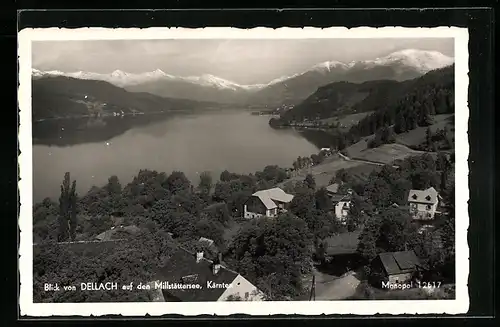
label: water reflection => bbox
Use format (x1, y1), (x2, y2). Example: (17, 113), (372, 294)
(32, 113), (179, 147)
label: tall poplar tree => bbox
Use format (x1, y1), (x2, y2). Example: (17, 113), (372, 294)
(58, 172), (78, 242)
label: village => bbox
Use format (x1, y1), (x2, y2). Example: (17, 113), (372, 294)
(33, 143), (456, 303)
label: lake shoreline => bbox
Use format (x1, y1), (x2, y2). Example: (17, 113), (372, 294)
(32, 110), (324, 202)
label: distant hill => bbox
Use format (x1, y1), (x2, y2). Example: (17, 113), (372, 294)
(245, 49), (454, 106)
(276, 65), (455, 124)
(31, 76), (212, 121)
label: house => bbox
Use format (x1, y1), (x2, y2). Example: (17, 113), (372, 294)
(328, 187), (352, 223)
(326, 183), (340, 197)
(407, 187), (440, 220)
(243, 187), (294, 218)
(160, 248), (265, 302)
(371, 250), (424, 284)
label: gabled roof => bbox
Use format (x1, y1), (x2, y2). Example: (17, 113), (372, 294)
(377, 250), (421, 275)
(326, 183), (340, 194)
(331, 194), (351, 203)
(252, 187), (294, 209)
(160, 248), (239, 302)
(407, 187), (439, 204)
(198, 237), (215, 248)
(94, 225), (141, 241)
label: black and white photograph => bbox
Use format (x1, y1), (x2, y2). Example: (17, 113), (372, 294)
(18, 27), (469, 316)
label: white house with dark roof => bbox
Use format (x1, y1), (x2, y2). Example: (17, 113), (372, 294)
(407, 187), (440, 220)
(243, 187), (294, 218)
(326, 184), (352, 223)
(160, 248), (265, 302)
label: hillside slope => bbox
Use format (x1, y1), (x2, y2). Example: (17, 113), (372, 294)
(32, 76), (211, 120)
(249, 49), (453, 106)
(276, 65), (454, 124)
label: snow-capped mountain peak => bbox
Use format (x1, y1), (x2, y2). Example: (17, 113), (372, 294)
(311, 61), (347, 73)
(365, 49), (454, 72)
(30, 49), (454, 92)
(110, 70), (129, 78)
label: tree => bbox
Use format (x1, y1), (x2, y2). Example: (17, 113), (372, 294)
(304, 174), (316, 190)
(381, 127), (396, 144)
(337, 135), (347, 151)
(357, 208), (418, 261)
(335, 169), (349, 184)
(419, 103), (434, 127)
(226, 213), (313, 300)
(220, 170), (231, 182)
(315, 187), (332, 211)
(394, 112), (407, 134)
(257, 165), (288, 184)
(425, 127), (433, 151)
(34, 221), (176, 302)
(195, 218), (225, 247)
(58, 172), (78, 242)
(289, 186), (315, 218)
(164, 171), (191, 195)
(198, 171), (213, 196)
(436, 152), (449, 171)
(106, 175), (122, 195)
(346, 193), (364, 230)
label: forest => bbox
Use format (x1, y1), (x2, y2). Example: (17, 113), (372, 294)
(270, 65), (455, 152)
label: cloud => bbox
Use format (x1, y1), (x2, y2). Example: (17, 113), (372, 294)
(32, 38), (455, 84)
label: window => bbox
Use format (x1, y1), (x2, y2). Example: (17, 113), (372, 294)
(412, 194), (418, 200)
(426, 204), (431, 210)
(181, 274), (199, 283)
(427, 213), (432, 218)
(425, 195), (431, 201)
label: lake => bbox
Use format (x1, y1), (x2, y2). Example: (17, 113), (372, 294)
(32, 110), (338, 202)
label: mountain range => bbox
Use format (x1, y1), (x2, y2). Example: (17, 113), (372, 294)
(32, 49), (454, 106)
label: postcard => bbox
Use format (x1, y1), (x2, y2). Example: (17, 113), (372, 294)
(18, 26), (469, 316)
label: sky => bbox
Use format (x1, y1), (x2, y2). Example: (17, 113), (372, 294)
(32, 38), (454, 85)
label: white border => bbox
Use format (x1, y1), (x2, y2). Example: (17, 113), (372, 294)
(18, 27), (469, 316)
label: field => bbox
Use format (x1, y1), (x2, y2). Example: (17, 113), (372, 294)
(345, 114), (455, 164)
(342, 164), (379, 183)
(279, 155), (378, 189)
(349, 143), (426, 165)
(396, 114), (454, 147)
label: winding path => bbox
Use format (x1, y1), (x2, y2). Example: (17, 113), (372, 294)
(337, 152), (399, 169)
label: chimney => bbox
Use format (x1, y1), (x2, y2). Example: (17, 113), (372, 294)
(195, 251), (204, 263)
(213, 262), (221, 275)
(212, 253), (222, 275)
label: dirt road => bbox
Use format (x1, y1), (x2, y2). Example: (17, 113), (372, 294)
(314, 270), (361, 300)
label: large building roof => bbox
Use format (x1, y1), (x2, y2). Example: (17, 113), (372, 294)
(377, 250), (422, 275)
(326, 183), (340, 194)
(252, 187), (294, 209)
(160, 247), (239, 302)
(94, 225), (142, 241)
(407, 187), (439, 204)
